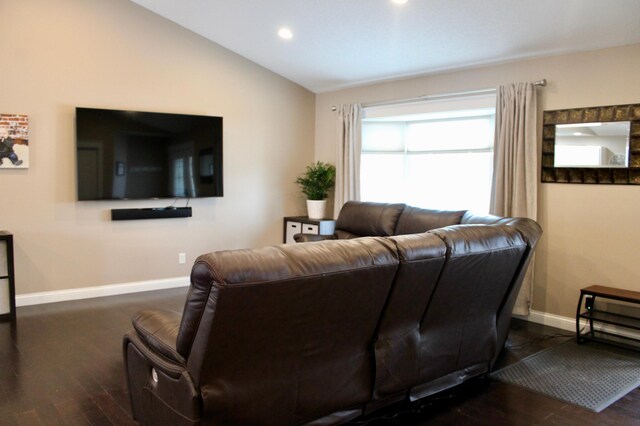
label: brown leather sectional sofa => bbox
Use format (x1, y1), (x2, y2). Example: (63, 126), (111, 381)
(123, 201), (542, 425)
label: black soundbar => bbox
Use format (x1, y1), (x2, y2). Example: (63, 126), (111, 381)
(111, 207), (192, 221)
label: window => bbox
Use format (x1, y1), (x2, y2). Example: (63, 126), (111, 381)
(172, 158), (186, 197)
(169, 144), (197, 197)
(360, 96), (496, 213)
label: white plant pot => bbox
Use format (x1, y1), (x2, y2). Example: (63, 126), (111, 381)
(306, 199), (327, 220)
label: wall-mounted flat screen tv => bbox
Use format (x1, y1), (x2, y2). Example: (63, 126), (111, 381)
(75, 107), (223, 200)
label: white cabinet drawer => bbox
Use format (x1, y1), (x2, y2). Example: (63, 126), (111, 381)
(283, 217), (336, 244)
(285, 221), (302, 244)
(302, 224), (319, 234)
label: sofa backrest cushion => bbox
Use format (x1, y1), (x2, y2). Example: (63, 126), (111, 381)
(335, 201), (406, 237)
(460, 211), (505, 225)
(395, 206), (466, 235)
(373, 233), (447, 399)
(181, 237), (399, 425)
(415, 225), (527, 385)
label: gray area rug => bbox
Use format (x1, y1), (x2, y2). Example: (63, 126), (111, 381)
(491, 340), (640, 412)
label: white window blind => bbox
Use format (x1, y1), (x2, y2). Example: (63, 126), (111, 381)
(360, 94), (496, 213)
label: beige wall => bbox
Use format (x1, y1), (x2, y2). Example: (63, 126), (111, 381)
(316, 44), (640, 319)
(2, 0), (637, 318)
(0, 0), (315, 294)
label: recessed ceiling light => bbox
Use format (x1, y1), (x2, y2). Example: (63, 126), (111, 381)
(278, 27), (293, 40)
(391, 0), (408, 5)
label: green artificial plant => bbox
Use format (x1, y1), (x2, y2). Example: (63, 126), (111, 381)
(295, 161), (336, 200)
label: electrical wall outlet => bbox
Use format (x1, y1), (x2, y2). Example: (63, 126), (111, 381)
(178, 252), (186, 264)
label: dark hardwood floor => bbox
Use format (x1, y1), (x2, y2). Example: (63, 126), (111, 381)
(0, 288), (638, 425)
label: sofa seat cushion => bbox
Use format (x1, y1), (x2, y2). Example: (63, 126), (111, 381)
(395, 206), (466, 235)
(132, 309), (185, 365)
(335, 229), (360, 239)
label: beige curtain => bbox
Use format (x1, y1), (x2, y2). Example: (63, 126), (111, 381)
(490, 82), (538, 316)
(334, 104), (362, 218)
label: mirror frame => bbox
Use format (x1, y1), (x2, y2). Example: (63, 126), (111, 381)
(541, 103), (640, 184)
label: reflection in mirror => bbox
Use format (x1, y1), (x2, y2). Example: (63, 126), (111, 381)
(542, 103), (640, 185)
(554, 121), (630, 168)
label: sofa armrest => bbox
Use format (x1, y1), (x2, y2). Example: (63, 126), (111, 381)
(293, 233), (337, 243)
(132, 309), (185, 365)
(123, 330), (201, 424)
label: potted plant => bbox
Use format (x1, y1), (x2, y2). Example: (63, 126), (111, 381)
(295, 161), (336, 219)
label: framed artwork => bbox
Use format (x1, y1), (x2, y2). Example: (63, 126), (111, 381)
(0, 114), (29, 169)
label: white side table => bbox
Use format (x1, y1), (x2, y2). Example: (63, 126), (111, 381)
(283, 216), (336, 244)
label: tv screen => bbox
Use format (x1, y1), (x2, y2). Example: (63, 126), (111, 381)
(75, 107), (223, 201)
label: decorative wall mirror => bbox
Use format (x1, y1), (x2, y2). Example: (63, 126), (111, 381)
(541, 104), (640, 184)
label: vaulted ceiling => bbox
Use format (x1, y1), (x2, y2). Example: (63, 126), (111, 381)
(130, 0), (640, 93)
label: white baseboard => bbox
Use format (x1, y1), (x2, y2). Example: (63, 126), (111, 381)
(517, 309), (576, 332)
(14, 286), (640, 343)
(519, 309), (640, 340)
(16, 276), (190, 307)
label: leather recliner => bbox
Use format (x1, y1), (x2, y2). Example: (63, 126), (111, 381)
(123, 201), (542, 425)
(124, 238), (401, 425)
(295, 201), (542, 368)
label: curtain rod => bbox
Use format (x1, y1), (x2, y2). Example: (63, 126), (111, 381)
(330, 79), (547, 111)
